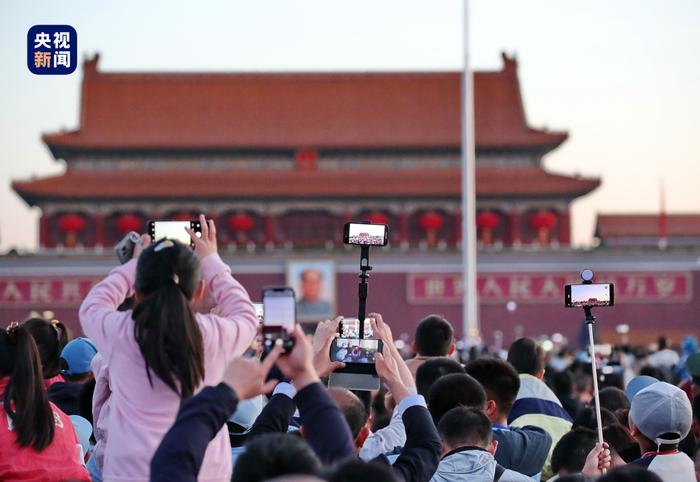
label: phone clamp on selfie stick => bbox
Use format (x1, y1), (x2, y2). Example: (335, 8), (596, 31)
(580, 269), (606, 466)
(357, 245), (372, 340)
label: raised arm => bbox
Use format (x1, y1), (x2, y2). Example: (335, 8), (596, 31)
(188, 216), (257, 356)
(277, 325), (356, 464)
(79, 234), (150, 350)
(151, 348), (281, 482)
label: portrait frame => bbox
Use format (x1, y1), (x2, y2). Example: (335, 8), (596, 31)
(286, 259), (336, 323)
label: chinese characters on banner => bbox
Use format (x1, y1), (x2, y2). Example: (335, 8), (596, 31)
(27, 25), (77, 75)
(407, 272), (692, 304)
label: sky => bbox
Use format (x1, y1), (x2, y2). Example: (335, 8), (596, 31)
(1, 0), (699, 251)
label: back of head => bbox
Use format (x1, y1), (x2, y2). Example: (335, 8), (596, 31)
(0, 324), (55, 450)
(507, 337), (544, 376)
(573, 406), (618, 430)
(415, 357), (465, 397)
(133, 239), (204, 398)
(630, 381), (692, 446)
(552, 369), (574, 397)
(60, 337), (98, 382)
(233, 433), (321, 482)
(598, 387), (630, 413)
(603, 424), (640, 463)
(657, 336), (668, 351)
(414, 315), (454, 357)
(551, 427), (597, 475)
(427, 373), (486, 424)
(328, 387), (368, 439)
(465, 357), (520, 418)
(597, 466), (663, 482)
(438, 406), (492, 450)
(22, 317), (68, 379)
(327, 459), (399, 482)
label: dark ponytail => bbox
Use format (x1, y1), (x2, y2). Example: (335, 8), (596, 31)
(0, 323), (55, 450)
(22, 317), (68, 379)
(133, 239), (204, 398)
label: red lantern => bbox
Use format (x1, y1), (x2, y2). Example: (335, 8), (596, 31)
(366, 212), (389, 225)
(418, 211), (444, 247)
(116, 213), (142, 234)
(476, 211), (500, 245)
(57, 214), (86, 247)
(530, 210), (557, 246)
(228, 213), (253, 232)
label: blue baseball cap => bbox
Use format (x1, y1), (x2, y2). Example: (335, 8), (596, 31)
(625, 375), (659, 401)
(60, 338), (98, 376)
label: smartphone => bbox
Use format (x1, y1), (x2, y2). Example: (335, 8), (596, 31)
(564, 283), (615, 308)
(339, 317), (373, 339)
(252, 302), (264, 323)
(262, 287), (296, 354)
(148, 220), (202, 248)
(330, 338), (384, 369)
(343, 222), (389, 246)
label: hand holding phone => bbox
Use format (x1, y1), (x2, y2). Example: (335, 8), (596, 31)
(262, 287), (296, 355)
(275, 324), (320, 391)
(186, 215), (217, 259)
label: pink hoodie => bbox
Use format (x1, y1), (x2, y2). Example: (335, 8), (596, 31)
(79, 253), (257, 482)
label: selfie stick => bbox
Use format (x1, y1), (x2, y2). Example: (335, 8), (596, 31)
(357, 245), (372, 340)
(581, 271), (606, 468)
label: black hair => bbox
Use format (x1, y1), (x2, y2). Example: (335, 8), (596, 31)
(414, 315), (454, 357)
(693, 394), (700, 424)
(133, 239), (204, 398)
(552, 370), (574, 397)
(416, 357), (465, 397)
(427, 373), (486, 425)
(328, 387), (368, 439)
(22, 317), (68, 379)
(465, 357), (520, 417)
(573, 406), (619, 430)
(438, 406), (492, 449)
(597, 466), (663, 482)
(603, 424), (640, 463)
(551, 427), (597, 475)
(507, 337), (545, 376)
(233, 433), (321, 482)
(639, 365), (665, 382)
(0, 324), (55, 450)
(657, 336), (668, 351)
(78, 378), (97, 443)
(598, 387), (630, 413)
(370, 388), (391, 432)
(327, 459), (399, 482)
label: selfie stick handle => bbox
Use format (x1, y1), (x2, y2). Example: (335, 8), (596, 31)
(358, 246), (372, 340)
(585, 306), (606, 470)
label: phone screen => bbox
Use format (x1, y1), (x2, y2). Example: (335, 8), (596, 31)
(330, 338), (382, 364)
(566, 283), (614, 307)
(263, 291), (295, 332)
(151, 221), (199, 246)
(345, 223), (388, 246)
(252, 303), (264, 323)
(340, 318), (373, 339)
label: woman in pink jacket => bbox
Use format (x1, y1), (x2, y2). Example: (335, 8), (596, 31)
(79, 216), (257, 482)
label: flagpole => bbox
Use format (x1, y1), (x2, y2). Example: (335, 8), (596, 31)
(461, 0), (479, 343)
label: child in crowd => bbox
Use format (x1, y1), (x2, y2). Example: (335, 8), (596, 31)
(79, 215), (257, 482)
(48, 337), (98, 415)
(0, 322), (90, 481)
(23, 316), (68, 387)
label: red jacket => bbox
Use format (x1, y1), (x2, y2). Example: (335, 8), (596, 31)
(0, 377), (90, 482)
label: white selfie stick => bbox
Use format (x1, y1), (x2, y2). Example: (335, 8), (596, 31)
(580, 269), (606, 473)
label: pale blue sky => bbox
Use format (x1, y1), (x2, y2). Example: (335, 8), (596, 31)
(1, 0), (698, 250)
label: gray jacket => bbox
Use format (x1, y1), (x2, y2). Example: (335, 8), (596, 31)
(430, 447), (532, 482)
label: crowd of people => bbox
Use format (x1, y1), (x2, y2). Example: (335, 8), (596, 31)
(1, 216), (699, 482)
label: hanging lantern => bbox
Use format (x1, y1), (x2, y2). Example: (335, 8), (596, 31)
(366, 211), (389, 225)
(116, 213), (142, 234)
(57, 213), (86, 247)
(418, 211), (444, 247)
(228, 213), (254, 232)
(476, 211), (500, 246)
(530, 210), (557, 246)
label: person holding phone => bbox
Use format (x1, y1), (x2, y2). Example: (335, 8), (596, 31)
(79, 215), (257, 482)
